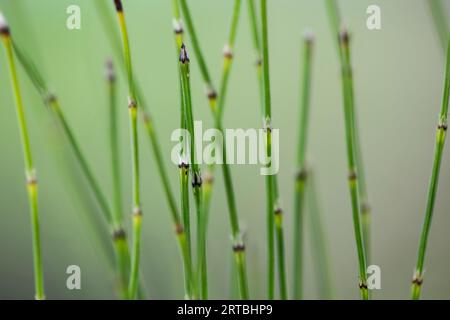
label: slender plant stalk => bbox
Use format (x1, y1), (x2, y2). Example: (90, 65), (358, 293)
(12, 38), (131, 299)
(0, 14), (44, 300)
(248, 0), (287, 300)
(95, 0), (187, 299)
(105, 60), (129, 298)
(106, 60), (123, 229)
(293, 32), (314, 299)
(113, 0), (142, 299)
(178, 0), (249, 299)
(325, 0), (369, 299)
(428, 0), (449, 54)
(326, 0), (372, 262)
(259, 0), (277, 300)
(308, 171), (334, 299)
(178, 44), (208, 300)
(339, 29), (369, 300)
(411, 36), (450, 300)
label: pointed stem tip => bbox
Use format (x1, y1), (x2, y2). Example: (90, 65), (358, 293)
(0, 12), (10, 36)
(339, 27), (350, 45)
(114, 0), (123, 12)
(179, 43), (190, 64)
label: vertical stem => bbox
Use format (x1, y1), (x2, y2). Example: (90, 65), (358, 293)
(428, 0), (449, 54)
(0, 18), (45, 300)
(13, 40), (132, 299)
(412, 36), (450, 300)
(325, 0), (370, 298)
(339, 30), (368, 300)
(260, 0), (276, 300)
(293, 33), (314, 299)
(113, 0), (142, 300)
(178, 0), (248, 299)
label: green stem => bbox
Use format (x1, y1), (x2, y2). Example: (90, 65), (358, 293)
(106, 60), (124, 232)
(293, 33), (314, 299)
(113, 1), (142, 299)
(412, 36), (450, 300)
(260, 0), (276, 300)
(428, 0), (449, 54)
(1, 24), (44, 300)
(12, 39), (130, 299)
(339, 30), (368, 300)
(325, 0), (369, 298)
(178, 0), (248, 299)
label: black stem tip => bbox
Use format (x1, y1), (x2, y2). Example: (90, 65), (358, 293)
(114, 0), (123, 12)
(179, 43), (190, 64)
(339, 28), (350, 45)
(0, 12), (10, 36)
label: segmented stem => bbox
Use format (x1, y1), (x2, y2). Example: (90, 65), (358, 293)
(1, 24), (44, 300)
(293, 34), (314, 299)
(412, 36), (450, 300)
(113, 0), (142, 299)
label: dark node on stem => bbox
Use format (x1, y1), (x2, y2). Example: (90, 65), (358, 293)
(133, 206), (142, 217)
(192, 172), (202, 188)
(274, 206), (283, 216)
(173, 19), (184, 35)
(361, 201), (371, 214)
(339, 28), (350, 46)
(45, 92), (57, 105)
(175, 223), (184, 235)
(128, 98), (137, 109)
(348, 170), (357, 181)
(255, 57), (262, 67)
(296, 168), (308, 182)
(438, 122), (448, 131)
(412, 274), (423, 286)
(263, 117), (272, 133)
(303, 29), (315, 46)
(27, 177), (38, 186)
(179, 43), (190, 64)
(178, 161), (189, 170)
(358, 280), (368, 289)
(0, 13), (10, 36)
(223, 44), (233, 59)
(232, 243), (245, 253)
(207, 89), (217, 101)
(113, 0), (123, 12)
(112, 228), (126, 240)
(105, 59), (116, 83)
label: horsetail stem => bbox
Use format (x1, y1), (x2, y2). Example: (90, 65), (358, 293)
(339, 29), (368, 300)
(96, 0), (188, 298)
(411, 36), (450, 300)
(11, 38), (131, 299)
(325, 0), (370, 298)
(260, 0), (276, 300)
(325, 0), (372, 261)
(293, 31), (314, 300)
(177, 0), (249, 299)
(428, 0), (448, 54)
(248, 0), (287, 299)
(106, 60), (124, 230)
(179, 44), (208, 299)
(178, 0), (217, 111)
(113, 0), (142, 299)
(0, 13), (44, 300)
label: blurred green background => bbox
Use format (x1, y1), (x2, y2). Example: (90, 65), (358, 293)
(0, 0), (449, 299)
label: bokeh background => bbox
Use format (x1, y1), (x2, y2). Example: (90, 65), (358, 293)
(0, 0), (449, 299)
